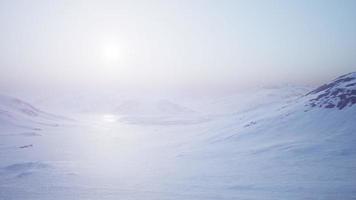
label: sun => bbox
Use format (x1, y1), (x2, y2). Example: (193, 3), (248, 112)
(101, 44), (121, 63)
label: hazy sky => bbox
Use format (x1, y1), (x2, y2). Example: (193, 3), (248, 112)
(1, 0), (356, 92)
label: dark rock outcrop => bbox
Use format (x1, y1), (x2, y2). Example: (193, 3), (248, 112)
(307, 72), (356, 110)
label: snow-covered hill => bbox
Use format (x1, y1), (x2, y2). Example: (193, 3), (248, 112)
(115, 99), (195, 116)
(169, 73), (356, 199)
(0, 73), (355, 200)
(306, 72), (356, 109)
(0, 94), (69, 131)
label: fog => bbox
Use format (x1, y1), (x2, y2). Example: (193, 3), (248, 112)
(1, 2), (356, 199)
(1, 0), (356, 95)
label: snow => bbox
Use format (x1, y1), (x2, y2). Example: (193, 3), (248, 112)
(306, 72), (356, 109)
(1, 76), (356, 199)
(0, 94), (71, 131)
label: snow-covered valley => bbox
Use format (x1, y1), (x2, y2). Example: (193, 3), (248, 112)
(1, 73), (356, 199)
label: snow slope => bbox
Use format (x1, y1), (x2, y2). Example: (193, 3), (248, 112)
(0, 73), (356, 199)
(306, 72), (356, 109)
(0, 94), (70, 131)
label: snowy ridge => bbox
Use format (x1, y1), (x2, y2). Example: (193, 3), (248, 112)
(0, 94), (70, 130)
(306, 72), (356, 109)
(0, 73), (356, 199)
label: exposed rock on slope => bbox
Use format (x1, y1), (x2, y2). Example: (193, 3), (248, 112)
(306, 72), (356, 109)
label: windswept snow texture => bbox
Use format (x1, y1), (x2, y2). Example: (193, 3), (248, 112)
(1, 73), (356, 199)
(307, 72), (356, 109)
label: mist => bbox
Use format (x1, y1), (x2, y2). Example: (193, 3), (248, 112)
(1, 1), (356, 199)
(1, 0), (356, 96)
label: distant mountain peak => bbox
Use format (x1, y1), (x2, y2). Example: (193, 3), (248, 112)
(306, 72), (356, 109)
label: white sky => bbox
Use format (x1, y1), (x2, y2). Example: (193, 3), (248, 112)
(1, 0), (356, 92)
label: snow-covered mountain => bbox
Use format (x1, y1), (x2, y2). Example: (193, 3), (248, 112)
(114, 99), (213, 125)
(168, 73), (356, 199)
(1, 73), (355, 200)
(306, 72), (356, 109)
(115, 99), (195, 116)
(0, 94), (69, 131)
